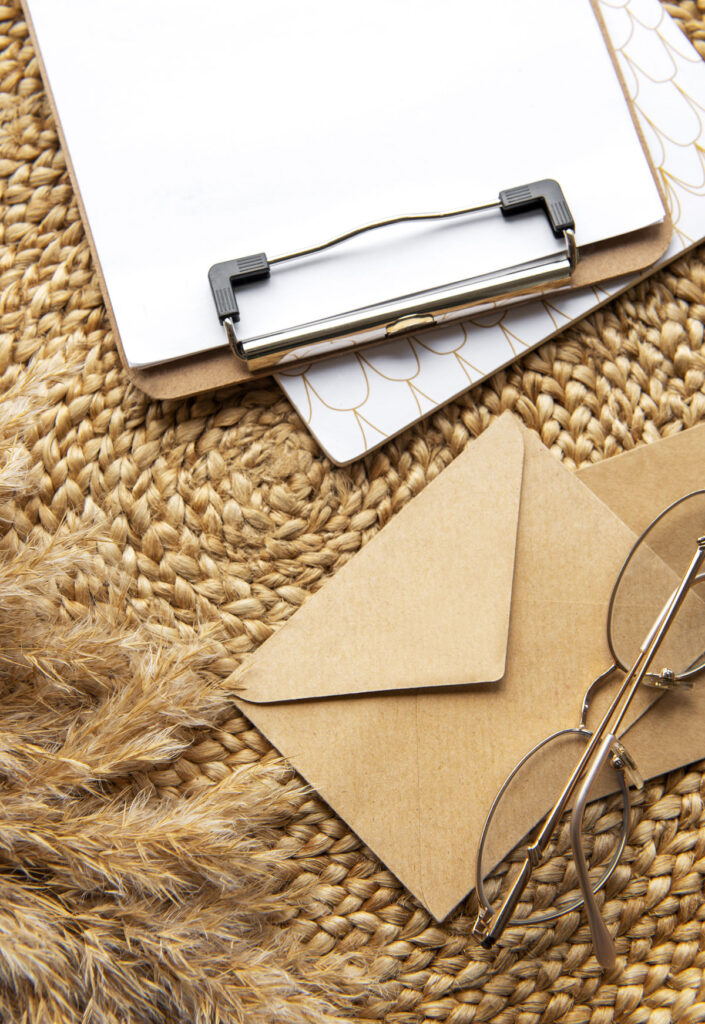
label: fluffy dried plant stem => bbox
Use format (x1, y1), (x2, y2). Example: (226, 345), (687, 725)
(0, 362), (369, 1022)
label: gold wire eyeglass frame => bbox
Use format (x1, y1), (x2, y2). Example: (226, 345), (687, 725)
(472, 490), (705, 969)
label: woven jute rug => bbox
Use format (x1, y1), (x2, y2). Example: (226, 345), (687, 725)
(3, 1), (705, 1021)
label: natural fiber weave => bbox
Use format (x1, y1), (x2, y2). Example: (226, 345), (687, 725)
(3, 0), (705, 1020)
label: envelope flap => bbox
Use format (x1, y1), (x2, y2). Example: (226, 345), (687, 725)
(237, 413), (525, 702)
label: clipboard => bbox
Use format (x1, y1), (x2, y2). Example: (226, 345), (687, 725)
(22, 0), (672, 401)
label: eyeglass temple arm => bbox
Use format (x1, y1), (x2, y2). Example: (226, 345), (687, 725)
(478, 537), (705, 951)
(569, 733), (624, 970)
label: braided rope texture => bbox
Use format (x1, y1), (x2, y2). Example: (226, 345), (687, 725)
(2, 0), (705, 1019)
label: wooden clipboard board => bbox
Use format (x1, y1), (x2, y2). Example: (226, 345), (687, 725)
(22, 0), (672, 400)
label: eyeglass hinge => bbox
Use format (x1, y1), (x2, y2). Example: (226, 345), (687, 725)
(609, 739), (643, 790)
(472, 907), (493, 944)
(644, 667), (693, 691)
(527, 841), (542, 868)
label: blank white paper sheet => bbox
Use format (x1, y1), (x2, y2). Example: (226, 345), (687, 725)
(27, 0), (665, 368)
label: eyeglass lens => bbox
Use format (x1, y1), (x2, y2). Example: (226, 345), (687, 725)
(608, 490), (705, 681)
(476, 727), (628, 927)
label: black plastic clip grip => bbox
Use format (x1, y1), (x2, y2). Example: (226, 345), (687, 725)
(208, 253), (271, 322)
(499, 179), (574, 238)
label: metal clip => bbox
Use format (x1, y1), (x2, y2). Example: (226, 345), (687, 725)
(210, 179), (577, 372)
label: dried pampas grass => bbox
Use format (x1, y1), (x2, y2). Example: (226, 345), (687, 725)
(0, 364), (366, 1022)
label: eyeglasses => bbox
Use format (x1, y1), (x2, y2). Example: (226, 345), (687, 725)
(472, 490), (705, 969)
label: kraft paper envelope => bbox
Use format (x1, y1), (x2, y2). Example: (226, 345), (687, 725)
(233, 413), (686, 920)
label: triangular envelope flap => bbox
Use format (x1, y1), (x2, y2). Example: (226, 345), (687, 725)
(236, 414), (525, 702)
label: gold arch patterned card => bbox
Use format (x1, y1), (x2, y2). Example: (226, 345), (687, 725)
(277, 0), (705, 464)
